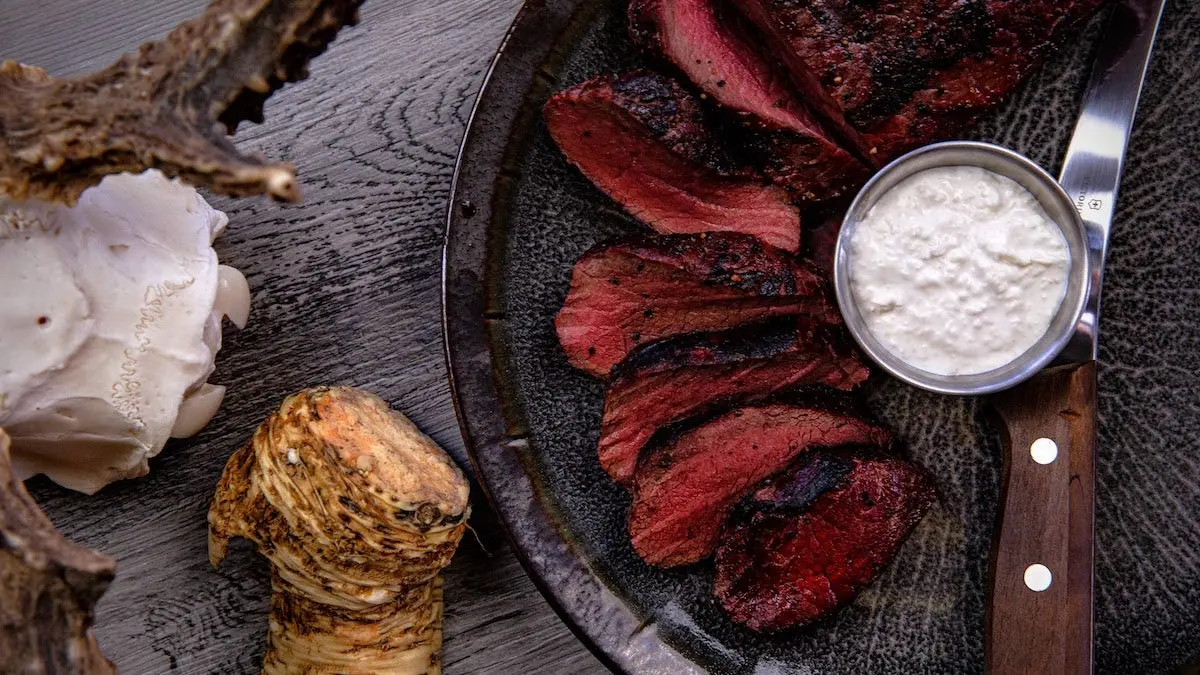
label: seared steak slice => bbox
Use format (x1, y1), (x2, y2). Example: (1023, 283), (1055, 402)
(599, 318), (867, 483)
(544, 71), (803, 251)
(739, 0), (1106, 161)
(715, 449), (936, 631)
(556, 232), (836, 378)
(803, 209), (844, 275)
(628, 393), (891, 567)
(628, 0), (868, 201)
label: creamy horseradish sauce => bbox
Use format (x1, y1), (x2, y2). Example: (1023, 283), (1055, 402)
(849, 166), (1070, 375)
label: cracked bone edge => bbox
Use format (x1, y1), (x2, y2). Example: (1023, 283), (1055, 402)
(0, 170), (250, 494)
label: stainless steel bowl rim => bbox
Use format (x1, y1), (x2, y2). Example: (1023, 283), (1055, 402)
(833, 140), (1091, 396)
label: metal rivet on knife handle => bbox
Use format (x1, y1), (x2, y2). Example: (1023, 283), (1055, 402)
(1024, 564), (1053, 592)
(1030, 438), (1059, 464)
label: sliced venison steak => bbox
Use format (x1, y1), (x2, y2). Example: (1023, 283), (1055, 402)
(628, 0), (868, 201)
(627, 393), (891, 567)
(555, 232), (836, 378)
(544, 71), (803, 251)
(802, 208), (845, 276)
(739, 0), (1107, 161)
(599, 318), (867, 483)
(715, 449), (936, 631)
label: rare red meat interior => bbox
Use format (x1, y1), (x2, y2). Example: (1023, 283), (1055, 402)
(628, 0), (869, 201)
(627, 393), (891, 567)
(543, 71), (803, 251)
(599, 318), (868, 484)
(714, 449), (936, 631)
(555, 232), (836, 378)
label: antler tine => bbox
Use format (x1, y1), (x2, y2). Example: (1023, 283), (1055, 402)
(0, 0), (364, 205)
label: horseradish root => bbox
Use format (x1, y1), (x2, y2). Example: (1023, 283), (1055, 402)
(208, 387), (470, 674)
(0, 429), (116, 674)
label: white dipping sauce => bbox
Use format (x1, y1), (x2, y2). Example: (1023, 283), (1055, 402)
(849, 166), (1069, 376)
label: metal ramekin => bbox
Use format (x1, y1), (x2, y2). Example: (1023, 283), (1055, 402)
(833, 141), (1090, 396)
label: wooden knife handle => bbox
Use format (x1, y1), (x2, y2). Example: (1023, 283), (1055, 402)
(987, 361), (1097, 675)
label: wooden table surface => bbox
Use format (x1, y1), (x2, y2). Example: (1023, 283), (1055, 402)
(0, 1), (607, 673)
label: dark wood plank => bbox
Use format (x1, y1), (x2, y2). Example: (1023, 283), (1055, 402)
(0, 1), (606, 673)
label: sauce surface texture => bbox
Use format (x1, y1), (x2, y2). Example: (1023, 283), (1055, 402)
(849, 166), (1069, 375)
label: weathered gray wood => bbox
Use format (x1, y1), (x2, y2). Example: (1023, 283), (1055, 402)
(0, 1), (606, 673)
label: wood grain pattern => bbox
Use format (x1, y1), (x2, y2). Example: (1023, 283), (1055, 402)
(989, 362), (1098, 675)
(0, 1), (606, 673)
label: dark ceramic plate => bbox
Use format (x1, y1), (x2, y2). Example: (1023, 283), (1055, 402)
(442, 1), (1200, 672)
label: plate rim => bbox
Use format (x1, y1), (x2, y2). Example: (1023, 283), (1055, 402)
(440, 1), (705, 673)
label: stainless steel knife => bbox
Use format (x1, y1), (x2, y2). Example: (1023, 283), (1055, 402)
(988, 1), (1168, 673)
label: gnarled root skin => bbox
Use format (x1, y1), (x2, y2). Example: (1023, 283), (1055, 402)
(208, 387), (470, 674)
(0, 429), (117, 674)
(0, 0), (366, 205)
(265, 575), (446, 674)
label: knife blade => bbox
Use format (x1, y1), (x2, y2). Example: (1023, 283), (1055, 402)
(1059, 0), (1169, 364)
